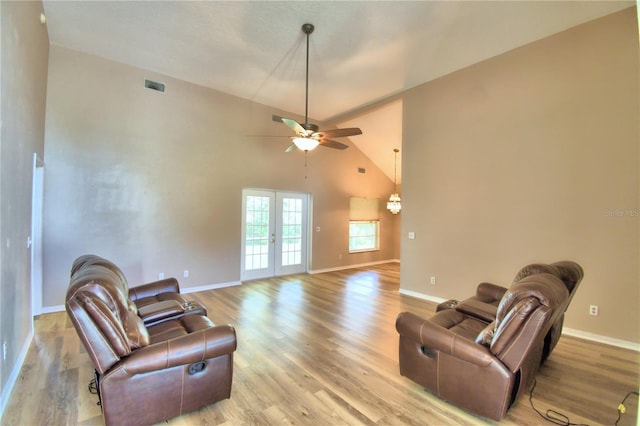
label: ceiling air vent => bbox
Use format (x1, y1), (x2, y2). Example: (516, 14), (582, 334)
(144, 78), (165, 93)
(358, 167), (366, 174)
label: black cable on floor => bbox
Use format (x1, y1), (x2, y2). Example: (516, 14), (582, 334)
(88, 377), (101, 406)
(529, 378), (589, 426)
(614, 390), (639, 426)
(88, 378), (98, 395)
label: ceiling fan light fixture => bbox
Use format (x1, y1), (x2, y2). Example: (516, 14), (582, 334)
(293, 137), (320, 151)
(271, 23), (361, 155)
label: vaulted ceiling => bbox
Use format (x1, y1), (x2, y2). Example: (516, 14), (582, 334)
(42, 1), (633, 183)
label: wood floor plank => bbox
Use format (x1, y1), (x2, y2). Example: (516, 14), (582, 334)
(2, 263), (638, 425)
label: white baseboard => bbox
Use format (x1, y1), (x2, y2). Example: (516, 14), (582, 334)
(309, 259), (400, 275)
(41, 304), (64, 314)
(398, 288), (639, 352)
(0, 330), (34, 422)
(399, 288), (446, 304)
(562, 327), (640, 352)
(181, 280), (241, 294)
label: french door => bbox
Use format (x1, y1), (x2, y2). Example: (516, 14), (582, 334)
(241, 189), (309, 280)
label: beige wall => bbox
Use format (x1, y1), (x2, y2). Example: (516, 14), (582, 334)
(42, 45), (399, 307)
(400, 8), (639, 344)
(0, 0), (49, 400)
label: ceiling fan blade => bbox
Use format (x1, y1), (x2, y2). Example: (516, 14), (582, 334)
(285, 143), (297, 153)
(273, 115), (305, 134)
(319, 139), (349, 150)
(315, 127), (363, 139)
(281, 118), (306, 135)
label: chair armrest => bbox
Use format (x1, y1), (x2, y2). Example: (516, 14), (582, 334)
(137, 300), (186, 324)
(120, 325), (237, 375)
(396, 311), (494, 367)
(476, 282), (508, 302)
(129, 278), (181, 302)
(456, 299), (498, 322)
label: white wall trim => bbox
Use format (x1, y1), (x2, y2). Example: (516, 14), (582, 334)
(562, 327), (640, 352)
(41, 304), (65, 314)
(0, 330), (34, 422)
(398, 288), (446, 304)
(310, 259), (400, 275)
(181, 280), (241, 294)
(398, 289), (639, 352)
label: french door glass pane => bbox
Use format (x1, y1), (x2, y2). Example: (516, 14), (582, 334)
(281, 197), (302, 266)
(245, 195), (270, 270)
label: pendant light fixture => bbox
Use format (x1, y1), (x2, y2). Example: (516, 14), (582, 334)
(387, 148), (402, 214)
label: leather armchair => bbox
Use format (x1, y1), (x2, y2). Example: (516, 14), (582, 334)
(453, 281), (507, 322)
(396, 273), (569, 421)
(71, 254), (205, 325)
(66, 261), (236, 426)
(456, 260), (583, 361)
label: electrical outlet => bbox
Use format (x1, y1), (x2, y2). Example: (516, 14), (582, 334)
(430, 276), (436, 285)
(183, 270), (189, 278)
(589, 305), (599, 316)
(158, 272), (165, 280)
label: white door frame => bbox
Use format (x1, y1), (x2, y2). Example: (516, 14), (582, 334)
(241, 189), (310, 281)
(30, 153), (44, 320)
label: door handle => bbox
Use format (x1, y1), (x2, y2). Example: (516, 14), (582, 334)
(271, 233), (275, 243)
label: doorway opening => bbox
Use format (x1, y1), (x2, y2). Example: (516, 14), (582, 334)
(241, 189), (310, 281)
(30, 153), (44, 321)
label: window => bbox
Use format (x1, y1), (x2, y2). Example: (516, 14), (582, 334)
(349, 220), (380, 252)
(348, 197), (380, 253)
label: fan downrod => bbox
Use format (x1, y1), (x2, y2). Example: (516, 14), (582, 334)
(302, 123), (319, 132)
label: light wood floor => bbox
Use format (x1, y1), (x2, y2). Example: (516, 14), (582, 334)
(3, 263), (638, 425)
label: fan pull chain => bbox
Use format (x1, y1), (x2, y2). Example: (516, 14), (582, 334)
(304, 151), (308, 179)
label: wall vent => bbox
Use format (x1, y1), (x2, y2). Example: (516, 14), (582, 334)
(358, 167), (366, 174)
(144, 78), (166, 93)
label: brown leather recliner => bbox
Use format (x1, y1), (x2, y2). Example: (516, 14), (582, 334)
(66, 261), (237, 426)
(456, 260), (583, 361)
(71, 254), (205, 326)
(396, 273), (569, 421)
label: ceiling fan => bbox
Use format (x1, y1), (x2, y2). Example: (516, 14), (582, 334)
(274, 23), (363, 153)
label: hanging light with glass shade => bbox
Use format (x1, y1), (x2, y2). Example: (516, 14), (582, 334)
(387, 148), (402, 214)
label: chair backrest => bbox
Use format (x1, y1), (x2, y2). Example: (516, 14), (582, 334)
(66, 264), (149, 374)
(71, 254), (130, 292)
(70, 254), (140, 315)
(484, 273), (568, 372)
(70, 254), (98, 277)
(513, 261), (583, 297)
(512, 263), (560, 283)
(474, 273), (568, 402)
(550, 261), (583, 299)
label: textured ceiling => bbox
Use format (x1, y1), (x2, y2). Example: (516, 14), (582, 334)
(42, 0), (633, 182)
